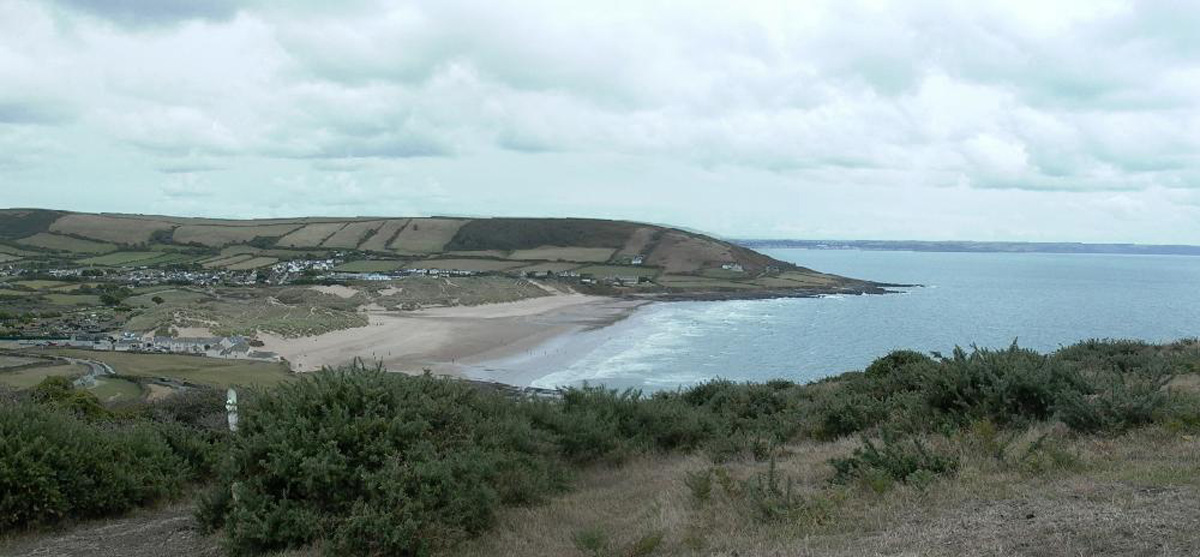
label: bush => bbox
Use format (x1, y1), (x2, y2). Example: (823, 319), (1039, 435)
(1057, 363), (1171, 432)
(200, 370), (569, 556)
(830, 434), (958, 489)
(0, 402), (187, 530)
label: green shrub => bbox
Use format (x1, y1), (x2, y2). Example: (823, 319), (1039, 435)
(812, 391), (886, 440)
(0, 401), (186, 530)
(1057, 363), (1171, 432)
(830, 434), (958, 488)
(201, 370), (569, 556)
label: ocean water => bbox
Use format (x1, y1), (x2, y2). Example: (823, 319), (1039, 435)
(530, 249), (1200, 390)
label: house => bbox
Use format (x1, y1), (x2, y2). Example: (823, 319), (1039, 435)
(720, 263), (745, 273)
(630, 256), (645, 266)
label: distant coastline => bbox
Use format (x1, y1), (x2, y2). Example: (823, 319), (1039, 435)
(737, 239), (1200, 256)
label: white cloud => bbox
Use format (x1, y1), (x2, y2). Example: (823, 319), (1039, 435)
(1, 0), (1199, 243)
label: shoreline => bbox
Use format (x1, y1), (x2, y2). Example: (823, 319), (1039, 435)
(256, 293), (650, 383)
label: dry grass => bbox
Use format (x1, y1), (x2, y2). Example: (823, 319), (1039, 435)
(0, 362), (84, 388)
(224, 256), (279, 270)
(449, 427), (1200, 557)
(276, 222), (346, 248)
(616, 226), (659, 258)
(645, 232), (736, 274)
(514, 262), (585, 273)
(391, 218), (467, 253)
(43, 348), (294, 388)
(18, 232), (118, 254)
(358, 219), (409, 252)
(407, 258), (525, 272)
(49, 214), (174, 244)
(172, 224), (303, 247)
(321, 220), (386, 249)
(201, 254), (253, 269)
(509, 246), (617, 262)
(78, 251), (162, 266)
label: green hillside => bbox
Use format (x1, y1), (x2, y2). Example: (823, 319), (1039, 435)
(0, 209), (880, 295)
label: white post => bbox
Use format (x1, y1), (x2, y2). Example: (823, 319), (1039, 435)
(226, 388), (238, 432)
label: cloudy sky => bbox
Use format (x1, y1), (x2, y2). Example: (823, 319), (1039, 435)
(2, 0), (1199, 242)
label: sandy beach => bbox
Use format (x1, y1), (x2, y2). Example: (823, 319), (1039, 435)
(258, 294), (648, 383)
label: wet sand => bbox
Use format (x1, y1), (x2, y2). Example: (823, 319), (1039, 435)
(258, 294), (647, 380)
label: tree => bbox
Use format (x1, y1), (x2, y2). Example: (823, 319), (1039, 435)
(152, 296), (165, 305)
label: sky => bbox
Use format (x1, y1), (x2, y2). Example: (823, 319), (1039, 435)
(1, 0), (1199, 243)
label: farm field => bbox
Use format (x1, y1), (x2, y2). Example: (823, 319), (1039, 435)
(43, 348), (294, 388)
(512, 262), (584, 273)
(656, 275), (758, 289)
(407, 258), (524, 272)
(48, 214), (173, 244)
(576, 264), (660, 279)
(172, 223), (303, 247)
(390, 218), (465, 253)
(0, 254), (19, 263)
(11, 280), (75, 290)
(276, 222), (345, 248)
(335, 260), (407, 272)
(509, 246), (616, 262)
(0, 362), (84, 388)
(224, 257), (278, 270)
(202, 254), (253, 268)
(321, 220), (384, 249)
(17, 233), (117, 254)
(41, 293), (101, 306)
(79, 251), (162, 266)
(358, 219), (408, 251)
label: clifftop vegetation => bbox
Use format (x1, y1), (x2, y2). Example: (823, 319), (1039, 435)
(2, 338), (1198, 555)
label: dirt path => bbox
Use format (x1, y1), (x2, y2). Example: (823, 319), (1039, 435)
(0, 504), (221, 557)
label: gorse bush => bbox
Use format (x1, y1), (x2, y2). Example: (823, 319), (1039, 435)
(0, 400), (183, 530)
(0, 381), (227, 532)
(830, 434), (959, 489)
(199, 370), (570, 556)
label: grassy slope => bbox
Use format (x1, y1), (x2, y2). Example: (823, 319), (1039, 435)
(452, 427), (1200, 557)
(1, 210), (851, 292)
(43, 348), (294, 388)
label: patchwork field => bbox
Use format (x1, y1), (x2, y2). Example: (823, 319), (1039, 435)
(79, 251), (162, 266)
(335, 260), (407, 273)
(321, 220), (385, 249)
(201, 254), (253, 269)
(391, 218), (466, 253)
(224, 257), (279, 270)
(276, 222), (346, 248)
(49, 214), (173, 244)
(358, 219), (408, 252)
(173, 223), (303, 246)
(18, 233), (117, 254)
(41, 293), (102, 306)
(575, 264), (660, 279)
(513, 262), (585, 273)
(509, 246), (616, 262)
(407, 258), (525, 272)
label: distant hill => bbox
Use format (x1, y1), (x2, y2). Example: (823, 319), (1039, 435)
(0, 209), (881, 295)
(738, 239), (1200, 256)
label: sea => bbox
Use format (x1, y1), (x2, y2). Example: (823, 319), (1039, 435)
(528, 249), (1200, 391)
